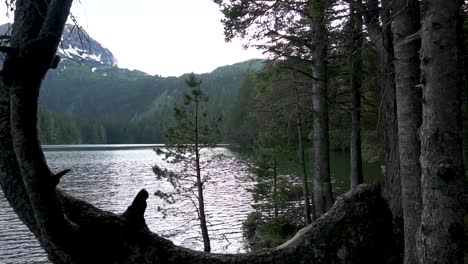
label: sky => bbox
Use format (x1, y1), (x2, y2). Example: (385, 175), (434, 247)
(0, 0), (265, 77)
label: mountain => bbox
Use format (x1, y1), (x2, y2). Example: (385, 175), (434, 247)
(0, 23), (264, 144)
(39, 58), (263, 143)
(0, 23), (117, 68)
(59, 24), (118, 68)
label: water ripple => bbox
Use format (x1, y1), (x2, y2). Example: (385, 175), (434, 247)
(0, 147), (254, 263)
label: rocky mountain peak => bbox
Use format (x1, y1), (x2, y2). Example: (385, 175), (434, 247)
(60, 24), (118, 68)
(0, 23), (118, 68)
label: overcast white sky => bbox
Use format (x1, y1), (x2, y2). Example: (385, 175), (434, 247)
(0, 0), (265, 77)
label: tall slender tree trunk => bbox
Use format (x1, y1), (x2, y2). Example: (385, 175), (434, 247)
(295, 87), (313, 224)
(194, 94), (211, 252)
(417, 1), (465, 263)
(461, 4), (468, 180)
(363, 0), (403, 220)
(381, 0), (403, 222)
(310, 0), (334, 216)
(349, 0), (364, 189)
(391, 0), (422, 263)
(272, 146), (279, 218)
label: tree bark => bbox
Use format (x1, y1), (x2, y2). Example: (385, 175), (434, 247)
(461, 2), (468, 183)
(295, 87), (313, 223)
(417, 1), (465, 263)
(349, 0), (364, 189)
(363, 0), (403, 220)
(1, 0), (76, 262)
(0, 79), (39, 238)
(310, 0), (334, 216)
(391, 0), (422, 263)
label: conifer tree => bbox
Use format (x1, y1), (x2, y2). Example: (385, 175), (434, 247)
(153, 73), (221, 253)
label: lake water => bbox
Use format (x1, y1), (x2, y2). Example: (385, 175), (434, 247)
(0, 145), (382, 263)
(0, 146), (255, 263)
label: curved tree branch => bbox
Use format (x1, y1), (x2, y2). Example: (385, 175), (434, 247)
(0, 78), (38, 236)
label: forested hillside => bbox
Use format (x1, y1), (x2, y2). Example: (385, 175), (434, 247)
(38, 59), (262, 143)
(0, 23), (263, 144)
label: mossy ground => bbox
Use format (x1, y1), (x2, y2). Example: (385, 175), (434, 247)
(243, 212), (303, 251)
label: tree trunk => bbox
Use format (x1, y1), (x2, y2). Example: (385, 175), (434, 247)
(381, 0), (403, 222)
(391, 0), (422, 263)
(363, 0), (403, 220)
(0, 79), (39, 239)
(461, 3), (468, 183)
(349, 0), (364, 189)
(196, 162), (211, 253)
(272, 146), (279, 218)
(295, 87), (313, 224)
(417, 1), (465, 263)
(1, 1), (77, 262)
(195, 91), (211, 253)
(310, 0), (334, 216)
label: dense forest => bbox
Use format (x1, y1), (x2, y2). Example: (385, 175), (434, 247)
(36, 58), (263, 144)
(0, 0), (466, 264)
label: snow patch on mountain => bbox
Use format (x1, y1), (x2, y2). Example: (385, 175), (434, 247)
(62, 46), (102, 62)
(59, 24), (118, 68)
(0, 23), (118, 69)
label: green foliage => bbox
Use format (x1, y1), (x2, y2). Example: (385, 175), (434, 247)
(249, 126), (291, 203)
(225, 73), (258, 146)
(231, 52), (386, 250)
(38, 108), (106, 144)
(250, 149), (275, 203)
(226, 46), (385, 163)
(39, 59), (263, 144)
(260, 217), (301, 248)
(243, 212), (302, 251)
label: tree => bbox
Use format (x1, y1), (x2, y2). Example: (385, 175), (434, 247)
(153, 73), (221, 252)
(309, 0), (334, 216)
(417, 1), (465, 263)
(252, 62), (315, 223)
(362, 0), (402, 220)
(251, 128), (283, 218)
(391, 0), (422, 263)
(348, 0), (364, 189)
(294, 85), (314, 223)
(215, 0), (335, 217)
(0, 0), (78, 261)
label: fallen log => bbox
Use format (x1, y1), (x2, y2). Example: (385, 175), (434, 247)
(55, 183), (394, 263)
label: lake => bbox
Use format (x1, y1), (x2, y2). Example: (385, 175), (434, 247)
(0, 145), (382, 263)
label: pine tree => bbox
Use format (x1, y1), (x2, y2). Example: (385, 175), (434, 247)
(153, 73), (222, 252)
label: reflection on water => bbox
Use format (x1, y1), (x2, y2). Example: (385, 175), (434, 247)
(0, 147), (254, 263)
